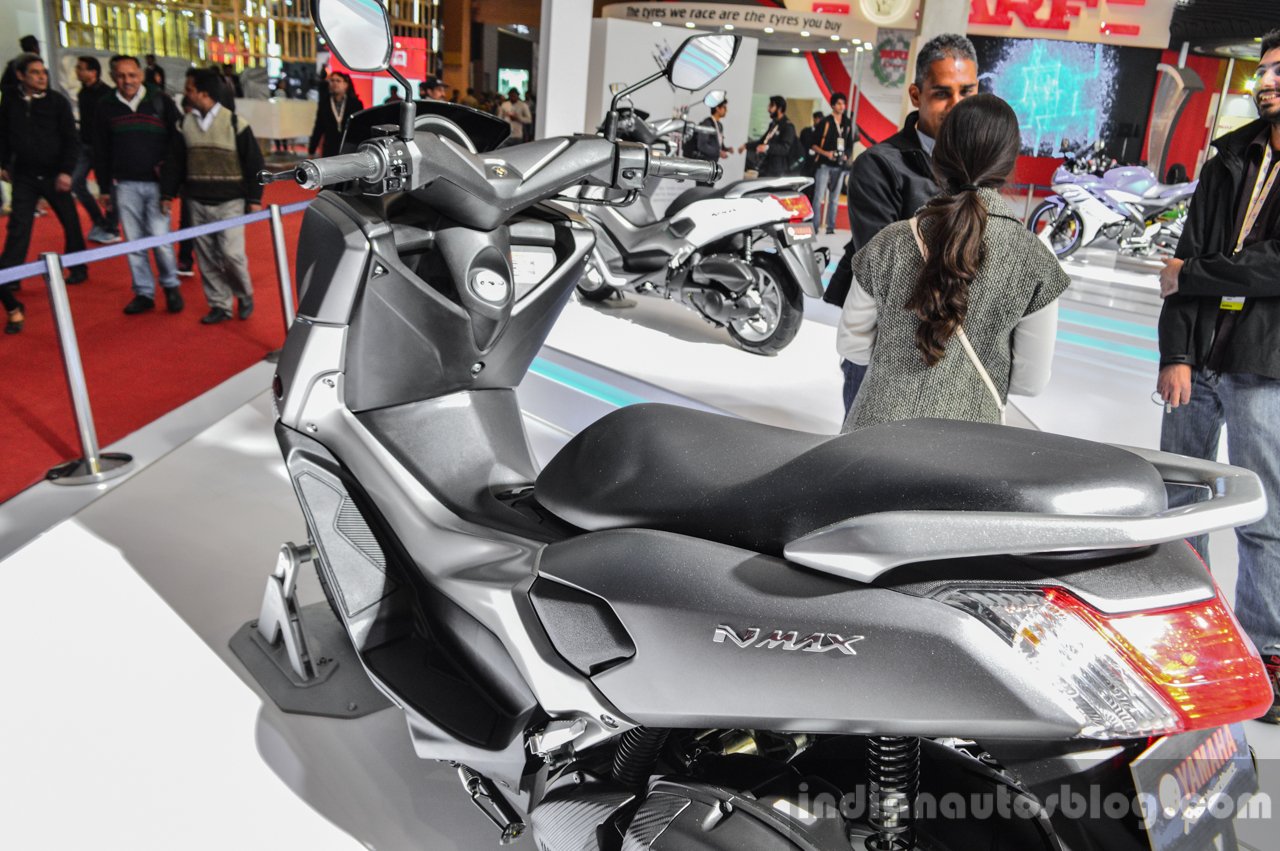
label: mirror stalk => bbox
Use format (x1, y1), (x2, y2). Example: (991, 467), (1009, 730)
(603, 69), (664, 142)
(386, 66), (417, 141)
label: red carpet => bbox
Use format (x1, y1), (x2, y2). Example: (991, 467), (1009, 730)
(0, 181), (313, 503)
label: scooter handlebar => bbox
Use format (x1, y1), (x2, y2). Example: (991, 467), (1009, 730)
(647, 152), (721, 185)
(294, 148), (385, 190)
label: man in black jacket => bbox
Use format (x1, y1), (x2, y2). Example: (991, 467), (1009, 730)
(693, 96), (731, 162)
(74, 56), (119, 243)
(1157, 31), (1280, 722)
(798, 110), (825, 199)
(823, 33), (978, 413)
(746, 96), (797, 178)
(0, 53), (88, 284)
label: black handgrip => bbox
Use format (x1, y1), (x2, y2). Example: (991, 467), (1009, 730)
(647, 153), (722, 184)
(294, 149), (384, 190)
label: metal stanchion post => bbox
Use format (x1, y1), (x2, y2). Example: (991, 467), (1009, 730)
(41, 253), (133, 485)
(266, 203), (296, 364)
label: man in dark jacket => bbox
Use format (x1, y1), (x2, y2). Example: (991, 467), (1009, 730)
(73, 56), (119, 243)
(747, 96), (797, 178)
(797, 110), (825, 199)
(95, 55), (185, 315)
(811, 94), (853, 234)
(0, 53), (88, 284)
(1157, 31), (1280, 722)
(0, 35), (39, 93)
(308, 71), (363, 158)
(824, 33), (978, 413)
(693, 95), (731, 162)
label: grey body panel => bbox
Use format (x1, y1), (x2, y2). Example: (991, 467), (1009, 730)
(535, 529), (1081, 738)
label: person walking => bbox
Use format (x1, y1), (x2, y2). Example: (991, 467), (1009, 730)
(94, 54), (184, 315)
(836, 94), (1067, 432)
(308, 71), (362, 159)
(825, 33), (979, 416)
(744, 96), (797, 178)
(797, 110), (825, 199)
(73, 56), (120, 244)
(162, 68), (264, 325)
(811, 93), (852, 234)
(0, 35), (39, 94)
(1156, 30), (1280, 723)
(0, 53), (89, 287)
(497, 89), (531, 142)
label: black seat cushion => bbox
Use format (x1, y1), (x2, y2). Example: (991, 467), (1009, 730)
(535, 404), (1167, 557)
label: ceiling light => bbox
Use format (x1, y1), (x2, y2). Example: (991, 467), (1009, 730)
(791, 47), (800, 54)
(652, 21), (661, 27)
(764, 26), (774, 33)
(724, 24), (734, 30)
(819, 48), (827, 54)
(800, 30), (810, 37)
(685, 21), (695, 28)
(830, 34), (840, 41)
(840, 47), (849, 53)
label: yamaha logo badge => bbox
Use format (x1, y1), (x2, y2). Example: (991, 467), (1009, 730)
(471, 270), (510, 304)
(713, 624), (864, 656)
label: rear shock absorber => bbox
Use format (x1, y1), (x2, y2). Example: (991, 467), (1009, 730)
(867, 736), (920, 851)
(612, 727), (670, 790)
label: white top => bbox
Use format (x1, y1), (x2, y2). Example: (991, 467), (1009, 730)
(196, 102), (223, 133)
(497, 99), (532, 137)
(836, 277), (1061, 397)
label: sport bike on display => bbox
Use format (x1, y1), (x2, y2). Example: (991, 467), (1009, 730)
(241, 3), (1273, 850)
(1027, 144), (1197, 260)
(568, 92), (825, 356)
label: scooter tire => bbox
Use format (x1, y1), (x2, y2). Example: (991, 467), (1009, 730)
(728, 252), (804, 356)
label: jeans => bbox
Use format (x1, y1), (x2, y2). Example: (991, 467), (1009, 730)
(1160, 368), (1280, 653)
(115, 180), (179, 297)
(0, 170), (87, 276)
(70, 143), (114, 231)
(841, 359), (868, 417)
(812, 163), (844, 232)
(189, 198), (253, 311)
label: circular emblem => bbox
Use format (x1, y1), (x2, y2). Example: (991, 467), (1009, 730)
(872, 31), (912, 88)
(471, 270), (510, 304)
(859, 0), (913, 27)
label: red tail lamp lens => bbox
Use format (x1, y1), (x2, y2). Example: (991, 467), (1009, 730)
(772, 194), (813, 222)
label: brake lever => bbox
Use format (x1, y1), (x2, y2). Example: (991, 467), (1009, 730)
(258, 168), (299, 186)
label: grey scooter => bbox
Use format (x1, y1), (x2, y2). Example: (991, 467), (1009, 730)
(243, 5), (1275, 850)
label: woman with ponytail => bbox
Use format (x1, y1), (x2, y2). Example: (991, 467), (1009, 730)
(836, 93), (1069, 431)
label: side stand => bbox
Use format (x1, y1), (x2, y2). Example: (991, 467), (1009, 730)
(229, 541), (390, 718)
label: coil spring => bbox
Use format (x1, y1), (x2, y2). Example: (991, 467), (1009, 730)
(867, 736), (920, 851)
(612, 727), (670, 790)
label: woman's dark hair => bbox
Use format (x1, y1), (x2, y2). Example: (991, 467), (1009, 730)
(905, 93), (1020, 366)
(328, 71), (353, 88)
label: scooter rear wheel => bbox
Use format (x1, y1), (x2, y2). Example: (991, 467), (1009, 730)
(728, 253), (803, 356)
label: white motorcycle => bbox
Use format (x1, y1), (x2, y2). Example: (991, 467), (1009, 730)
(1028, 145), (1196, 260)
(569, 94), (826, 356)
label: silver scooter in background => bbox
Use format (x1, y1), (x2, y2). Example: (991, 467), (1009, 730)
(238, 4), (1274, 850)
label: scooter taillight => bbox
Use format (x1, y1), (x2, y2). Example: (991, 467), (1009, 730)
(945, 588), (1271, 740)
(771, 194), (813, 222)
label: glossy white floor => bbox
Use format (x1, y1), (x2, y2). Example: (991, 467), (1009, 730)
(2, 234), (1276, 849)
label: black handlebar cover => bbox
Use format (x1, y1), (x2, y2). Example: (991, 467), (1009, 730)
(296, 149), (384, 189)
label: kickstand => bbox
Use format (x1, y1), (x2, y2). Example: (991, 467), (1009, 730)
(256, 541), (320, 681)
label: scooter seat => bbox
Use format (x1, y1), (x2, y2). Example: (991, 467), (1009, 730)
(535, 404), (1166, 559)
(665, 176), (811, 218)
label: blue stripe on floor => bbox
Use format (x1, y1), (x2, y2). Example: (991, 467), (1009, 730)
(1059, 308), (1158, 342)
(529, 358), (648, 408)
(1056, 330), (1160, 364)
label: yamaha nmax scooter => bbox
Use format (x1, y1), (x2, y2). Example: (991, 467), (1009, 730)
(241, 4), (1273, 849)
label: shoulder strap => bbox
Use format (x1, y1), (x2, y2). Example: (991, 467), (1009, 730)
(908, 217), (1006, 423)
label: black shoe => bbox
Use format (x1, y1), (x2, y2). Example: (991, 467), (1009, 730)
(4, 301), (24, 335)
(826, 228), (836, 235)
(237, 297), (254, 320)
(200, 307), (233, 325)
(66, 267), (88, 285)
(163, 287), (185, 314)
(123, 295), (155, 315)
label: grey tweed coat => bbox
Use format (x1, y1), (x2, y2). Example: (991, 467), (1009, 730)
(844, 189), (1070, 431)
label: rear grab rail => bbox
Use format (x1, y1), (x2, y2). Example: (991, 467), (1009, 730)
(783, 445), (1266, 583)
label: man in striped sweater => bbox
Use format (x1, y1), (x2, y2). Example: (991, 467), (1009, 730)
(94, 54), (184, 315)
(162, 68), (263, 325)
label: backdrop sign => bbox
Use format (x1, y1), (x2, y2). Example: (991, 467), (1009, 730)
(967, 0), (1177, 50)
(601, 2), (909, 42)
